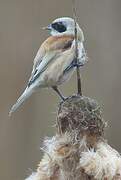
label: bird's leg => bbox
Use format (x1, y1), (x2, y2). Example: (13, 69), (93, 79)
(52, 86), (66, 101)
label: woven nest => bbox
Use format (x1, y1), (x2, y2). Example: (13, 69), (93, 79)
(57, 95), (106, 137)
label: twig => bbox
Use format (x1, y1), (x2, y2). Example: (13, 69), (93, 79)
(72, 0), (82, 96)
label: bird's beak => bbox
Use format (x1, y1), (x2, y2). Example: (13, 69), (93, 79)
(42, 24), (52, 30)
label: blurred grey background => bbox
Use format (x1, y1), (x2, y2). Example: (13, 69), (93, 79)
(0, 0), (121, 179)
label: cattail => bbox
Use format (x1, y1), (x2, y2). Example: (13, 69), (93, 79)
(26, 96), (121, 180)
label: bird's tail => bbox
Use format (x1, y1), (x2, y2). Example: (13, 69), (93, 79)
(9, 86), (34, 116)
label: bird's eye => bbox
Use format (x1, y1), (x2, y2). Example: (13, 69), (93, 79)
(51, 22), (66, 33)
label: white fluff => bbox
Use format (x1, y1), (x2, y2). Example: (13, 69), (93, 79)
(25, 172), (37, 180)
(80, 142), (121, 179)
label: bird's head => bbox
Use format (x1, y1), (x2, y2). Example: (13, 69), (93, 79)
(43, 17), (84, 42)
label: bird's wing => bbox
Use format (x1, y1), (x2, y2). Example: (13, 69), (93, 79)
(28, 35), (74, 87)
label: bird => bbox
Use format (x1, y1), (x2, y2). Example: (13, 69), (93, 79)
(9, 17), (87, 116)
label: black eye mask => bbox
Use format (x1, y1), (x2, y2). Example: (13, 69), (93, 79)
(51, 22), (67, 33)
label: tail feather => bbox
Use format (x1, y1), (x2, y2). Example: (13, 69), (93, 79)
(9, 87), (34, 116)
